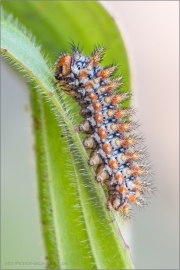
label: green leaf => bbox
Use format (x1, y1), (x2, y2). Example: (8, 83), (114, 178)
(1, 3), (134, 269)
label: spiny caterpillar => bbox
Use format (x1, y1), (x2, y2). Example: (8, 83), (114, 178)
(55, 44), (153, 219)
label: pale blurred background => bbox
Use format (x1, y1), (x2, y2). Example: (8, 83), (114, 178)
(1, 1), (179, 269)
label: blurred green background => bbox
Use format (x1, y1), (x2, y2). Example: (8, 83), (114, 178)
(1, 1), (179, 269)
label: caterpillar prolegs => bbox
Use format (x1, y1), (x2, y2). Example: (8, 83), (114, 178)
(55, 44), (153, 219)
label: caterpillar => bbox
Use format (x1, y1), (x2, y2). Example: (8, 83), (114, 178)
(55, 44), (153, 219)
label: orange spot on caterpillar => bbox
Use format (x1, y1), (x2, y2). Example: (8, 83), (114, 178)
(98, 127), (108, 139)
(119, 186), (129, 194)
(111, 95), (123, 105)
(125, 151), (141, 162)
(93, 101), (102, 111)
(130, 165), (139, 177)
(115, 173), (124, 184)
(129, 194), (137, 203)
(94, 113), (104, 124)
(130, 165), (147, 177)
(117, 122), (132, 133)
(114, 109), (125, 119)
(88, 92), (98, 101)
(55, 55), (72, 77)
(97, 66), (116, 80)
(90, 47), (104, 67)
(103, 143), (112, 155)
(109, 159), (118, 170)
(121, 138), (131, 148)
(85, 81), (94, 91)
(79, 70), (88, 81)
(106, 79), (122, 92)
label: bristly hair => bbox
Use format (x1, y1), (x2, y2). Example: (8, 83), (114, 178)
(90, 43), (107, 62)
(69, 39), (84, 53)
(53, 47), (70, 63)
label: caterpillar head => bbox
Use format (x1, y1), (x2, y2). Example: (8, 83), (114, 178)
(55, 54), (72, 80)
